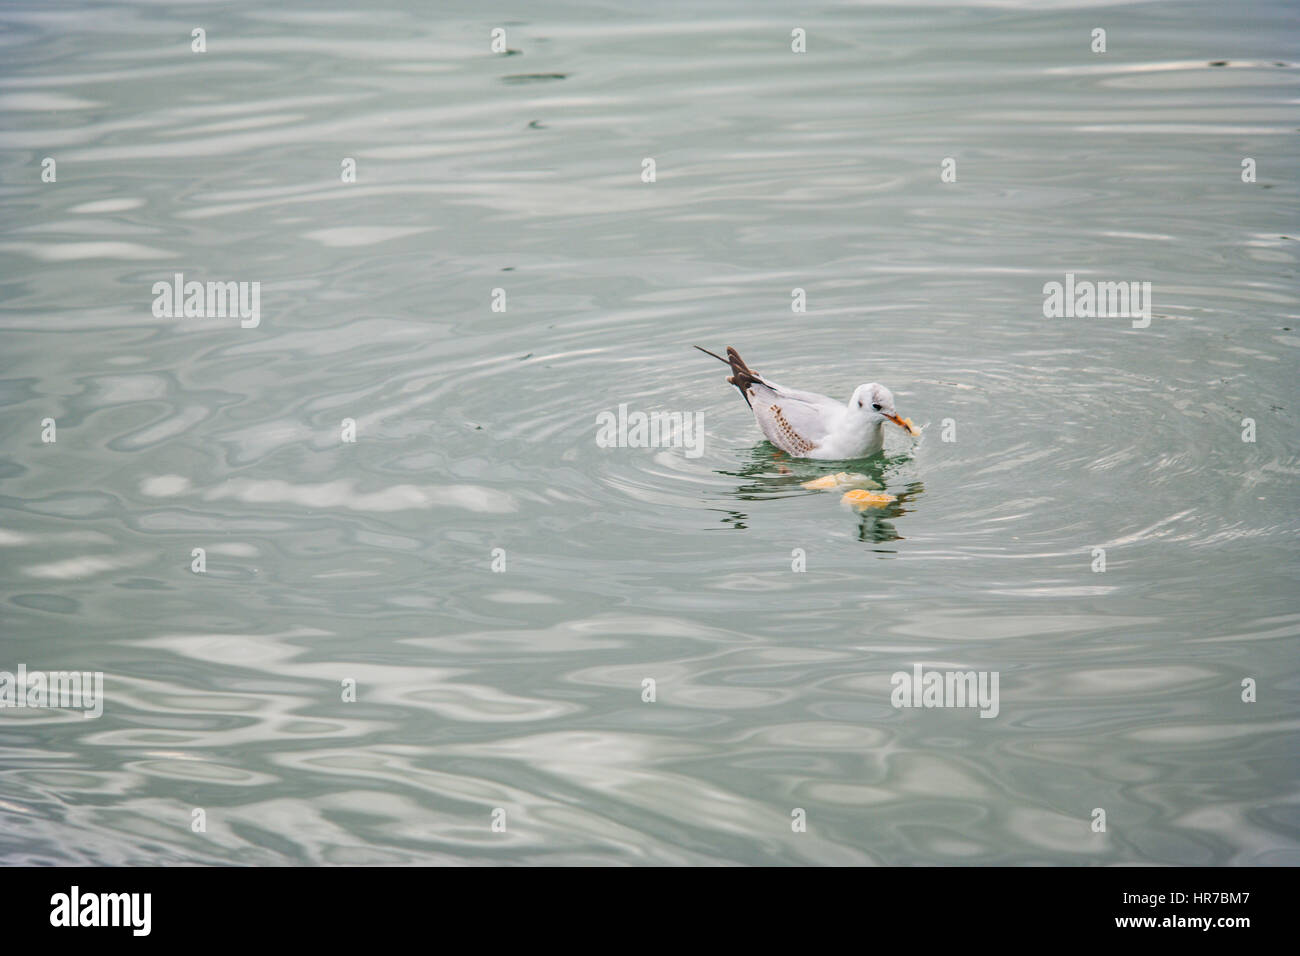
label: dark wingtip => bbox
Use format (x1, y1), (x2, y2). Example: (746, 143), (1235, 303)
(694, 345), (729, 365)
(697, 345), (757, 409)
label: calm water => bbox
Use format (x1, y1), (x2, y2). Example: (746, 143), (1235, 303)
(1, 0), (1297, 866)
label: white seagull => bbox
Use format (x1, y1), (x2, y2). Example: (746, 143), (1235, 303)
(696, 346), (916, 459)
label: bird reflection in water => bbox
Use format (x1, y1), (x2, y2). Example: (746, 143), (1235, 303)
(710, 443), (924, 545)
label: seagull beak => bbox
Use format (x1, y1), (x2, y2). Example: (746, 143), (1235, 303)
(886, 413), (917, 436)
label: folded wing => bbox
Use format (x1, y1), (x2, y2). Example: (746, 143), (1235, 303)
(747, 378), (842, 456)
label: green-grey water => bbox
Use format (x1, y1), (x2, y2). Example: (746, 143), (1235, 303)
(1, 0), (1297, 865)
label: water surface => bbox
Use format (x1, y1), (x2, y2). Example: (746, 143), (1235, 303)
(1, 0), (1297, 865)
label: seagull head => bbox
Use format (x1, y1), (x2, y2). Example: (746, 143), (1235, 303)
(850, 383), (911, 432)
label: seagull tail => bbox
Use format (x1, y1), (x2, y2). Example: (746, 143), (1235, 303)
(693, 345), (730, 365)
(694, 345), (763, 409)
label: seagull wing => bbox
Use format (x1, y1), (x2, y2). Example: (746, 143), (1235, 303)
(746, 378), (843, 455)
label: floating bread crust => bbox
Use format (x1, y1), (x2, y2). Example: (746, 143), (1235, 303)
(840, 489), (896, 509)
(801, 472), (880, 491)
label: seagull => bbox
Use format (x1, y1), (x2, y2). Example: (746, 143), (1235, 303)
(695, 346), (916, 459)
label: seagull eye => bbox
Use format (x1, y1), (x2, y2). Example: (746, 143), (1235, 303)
(871, 403), (882, 411)
(857, 400), (863, 408)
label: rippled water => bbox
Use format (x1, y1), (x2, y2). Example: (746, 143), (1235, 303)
(1, 0), (1298, 865)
